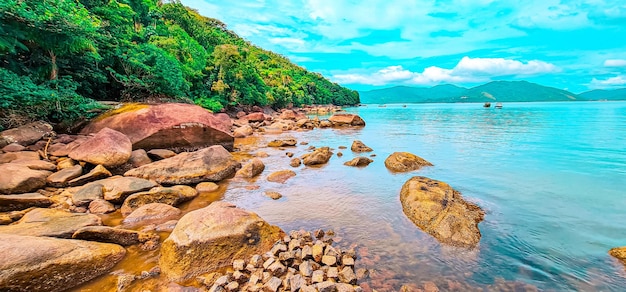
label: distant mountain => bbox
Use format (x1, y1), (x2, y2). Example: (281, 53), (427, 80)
(579, 88), (626, 101)
(359, 81), (582, 104)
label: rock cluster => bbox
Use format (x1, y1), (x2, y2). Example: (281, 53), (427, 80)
(199, 229), (365, 292)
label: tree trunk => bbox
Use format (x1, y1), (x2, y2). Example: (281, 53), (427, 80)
(49, 50), (57, 80)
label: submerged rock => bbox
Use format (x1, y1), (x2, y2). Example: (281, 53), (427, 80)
(124, 145), (241, 185)
(384, 152), (433, 172)
(268, 138), (297, 147)
(343, 157), (373, 167)
(400, 176), (484, 248)
(267, 170), (296, 184)
(0, 234), (125, 292)
(68, 128), (132, 168)
(159, 201), (284, 282)
(609, 247), (626, 266)
(80, 103), (234, 151)
(236, 158), (265, 178)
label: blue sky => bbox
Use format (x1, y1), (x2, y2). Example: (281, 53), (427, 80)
(180, 0), (626, 93)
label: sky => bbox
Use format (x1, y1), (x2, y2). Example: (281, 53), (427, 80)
(180, 0), (626, 93)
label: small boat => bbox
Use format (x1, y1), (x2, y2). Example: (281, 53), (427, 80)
(483, 102), (491, 108)
(495, 102), (503, 109)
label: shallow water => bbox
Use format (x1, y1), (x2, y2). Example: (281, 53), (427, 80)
(224, 101), (626, 291)
(77, 101), (626, 291)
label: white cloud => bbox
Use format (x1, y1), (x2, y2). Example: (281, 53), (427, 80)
(604, 59), (626, 67)
(590, 75), (626, 88)
(332, 57), (559, 86)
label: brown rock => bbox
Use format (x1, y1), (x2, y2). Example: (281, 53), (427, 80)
(385, 152), (433, 172)
(69, 128), (132, 167)
(67, 164), (112, 187)
(88, 199), (115, 214)
(159, 201), (284, 282)
(0, 234), (125, 292)
(121, 185), (198, 216)
(48, 143), (73, 157)
(72, 183), (104, 206)
(77, 176), (158, 204)
(236, 158), (265, 178)
(129, 149), (152, 168)
(196, 182), (220, 193)
(0, 151), (40, 164)
(2, 143), (26, 152)
(351, 140), (373, 152)
(0, 163), (51, 194)
(0, 208), (102, 238)
(147, 149), (176, 160)
(243, 112), (266, 122)
(46, 164), (83, 187)
(56, 157), (76, 170)
(80, 103), (234, 151)
(268, 138), (297, 147)
(329, 114), (365, 127)
(0, 121), (53, 148)
(279, 110), (297, 120)
(72, 225), (155, 246)
(338, 266), (357, 284)
(123, 203), (182, 225)
(0, 193), (53, 212)
(10, 159), (56, 171)
(400, 176), (484, 247)
(343, 157), (373, 167)
(265, 191), (282, 200)
(290, 158), (302, 167)
(609, 246), (626, 266)
(301, 147), (333, 166)
(233, 125), (254, 138)
(267, 170), (296, 184)
(124, 145), (241, 185)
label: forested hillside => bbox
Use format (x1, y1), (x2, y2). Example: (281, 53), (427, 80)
(0, 0), (359, 130)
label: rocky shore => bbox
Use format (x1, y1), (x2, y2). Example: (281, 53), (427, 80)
(0, 102), (555, 291)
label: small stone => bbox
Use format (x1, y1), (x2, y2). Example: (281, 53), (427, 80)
(88, 199), (115, 214)
(288, 238), (301, 251)
(147, 149), (176, 160)
(233, 270), (247, 282)
(250, 254), (263, 267)
(279, 251), (294, 263)
(312, 243), (324, 262)
(314, 229), (325, 238)
(338, 266), (357, 284)
(301, 285), (317, 292)
(327, 267), (339, 279)
(423, 281), (439, 292)
(355, 268), (369, 281)
(271, 243), (287, 255)
(263, 277), (282, 292)
(301, 245), (312, 260)
(336, 283), (356, 292)
(316, 281), (337, 292)
(214, 275), (229, 287)
(46, 164), (83, 187)
(342, 255), (355, 266)
(128, 149), (152, 168)
(285, 152), (294, 158)
(196, 182), (220, 193)
(265, 191), (282, 200)
(299, 261), (313, 277)
(312, 270), (325, 283)
(267, 261), (286, 277)
(2, 143), (26, 152)
(289, 274), (305, 292)
(68, 165), (111, 187)
(322, 255), (337, 266)
(56, 157), (76, 170)
(233, 259), (245, 271)
(263, 257), (275, 269)
(224, 281), (239, 291)
(289, 158), (301, 167)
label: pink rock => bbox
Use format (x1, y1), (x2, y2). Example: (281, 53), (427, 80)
(80, 103), (234, 151)
(243, 112), (266, 122)
(69, 128), (131, 167)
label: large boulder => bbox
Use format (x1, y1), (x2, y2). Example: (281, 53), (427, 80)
(0, 234), (125, 292)
(124, 145), (241, 185)
(0, 121), (53, 148)
(0, 163), (52, 194)
(329, 114), (365, 127)
(159, 201), (284, 282)
(80, 103), (234, 151)
(302, 147), (333, 166)
(120, 185), (198, 216)
(0, 193), (53, 212)
(68, 128), (131, 168)
(384, 152), (433, 172)
(400, 176), (484, 248)
(0, 208), (102, 238)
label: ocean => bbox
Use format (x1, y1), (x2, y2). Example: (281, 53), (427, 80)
(225, 101), (626, 291)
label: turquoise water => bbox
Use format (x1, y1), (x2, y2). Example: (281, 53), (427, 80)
(226, 101), (626, 291)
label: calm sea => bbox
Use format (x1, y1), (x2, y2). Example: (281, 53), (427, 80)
(225, 101), (626, 291)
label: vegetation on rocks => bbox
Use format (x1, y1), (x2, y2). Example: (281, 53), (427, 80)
(0, 0), (359, 130)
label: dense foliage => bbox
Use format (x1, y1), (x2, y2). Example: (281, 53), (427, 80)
(0, 0), (359, 130)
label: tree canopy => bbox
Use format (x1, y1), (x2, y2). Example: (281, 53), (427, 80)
(0, 0), (359, 130)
